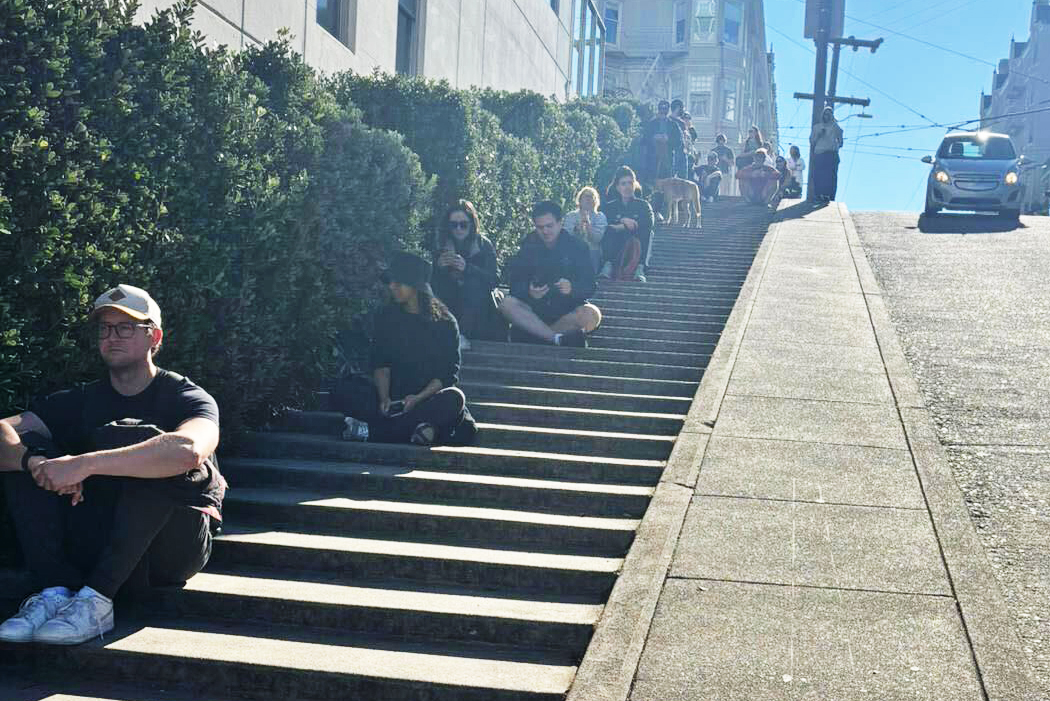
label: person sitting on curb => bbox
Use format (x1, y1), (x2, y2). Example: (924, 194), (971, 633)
(736, 149), (782, 208)
(693, 152), (724, 203)
(498, 200), (601, 347)
(0, 285), (223, 646)
(431, 200), (501, 352)
(600, 166), (655, 282)
(342, 252), (470, 447)
(562, 186), (608, 273)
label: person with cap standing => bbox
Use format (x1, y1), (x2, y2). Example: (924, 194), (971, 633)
(809, 106), (844, 202)
(0, 284), (223, 645)
(342, 251), (469, 447)
(642, 99), (683, 184)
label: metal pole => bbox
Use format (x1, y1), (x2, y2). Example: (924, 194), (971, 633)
(806, 0), (831, 201)
(827, 41), (842, 104)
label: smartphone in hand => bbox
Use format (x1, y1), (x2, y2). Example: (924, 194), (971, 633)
(386, 400), (406, 417)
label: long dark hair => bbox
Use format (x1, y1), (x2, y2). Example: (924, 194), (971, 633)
(418, 285), (454, 324)
(438, 199), (482, 256)
(606, 165), (641, 202)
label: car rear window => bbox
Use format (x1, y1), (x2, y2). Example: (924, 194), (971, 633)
(937, 136), (1016, 160)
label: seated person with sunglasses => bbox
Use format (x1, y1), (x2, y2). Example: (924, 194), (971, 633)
(0, 285), (223, 645)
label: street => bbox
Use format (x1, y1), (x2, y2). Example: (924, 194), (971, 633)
(855, 211), (1050, 695)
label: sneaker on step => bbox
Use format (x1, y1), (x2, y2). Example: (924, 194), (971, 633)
(598, 262), (613, 279)
(0, 587), (73, 643)
(633, 265), (647, 283)
(342, 416), (369, 442)
(458, 334), (472, 352)
(33, 586), (113, 645)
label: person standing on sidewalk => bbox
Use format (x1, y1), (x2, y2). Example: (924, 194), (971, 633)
(0, 285), (223, 645)
(810, 107), (844, 202)
(499, 201), (602, 347)
(600, 166), (656, 283)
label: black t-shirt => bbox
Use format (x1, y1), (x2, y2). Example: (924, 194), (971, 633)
(371, 305), (460, 400)
(30, 370), (224, 514)
(31, 369), (219, 456)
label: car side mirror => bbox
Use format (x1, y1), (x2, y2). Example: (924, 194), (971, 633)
(921, 155), (933, 164)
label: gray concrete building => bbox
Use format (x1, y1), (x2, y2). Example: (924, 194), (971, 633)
(599, 0), (778, 155)
(980, 0), (1050, 213)
(136, 0), (607, 99)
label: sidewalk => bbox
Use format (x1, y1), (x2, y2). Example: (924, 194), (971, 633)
(570, 202), (1038, 701)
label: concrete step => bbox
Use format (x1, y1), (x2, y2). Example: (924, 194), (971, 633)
(596, 297), (735, 314)
(219, 457), (653, 517)
(593, 323), (720, 344)
(587, 333), (714, 356)
(210, 527), (621, 598)
(461, 366), (697, 398)
(473, 422), (675, 461)
(461, 381), (693, 415)
(240, 432), (666, 485)
(2, 620), (576, 701)
(146, 570), (600, 656)
(469, 401), (684, 435)
(467, 340), (703, 369)
(465, 351), (700, 382)
(223, 487), (639, 556)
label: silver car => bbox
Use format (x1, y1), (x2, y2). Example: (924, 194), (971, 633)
(922, 131), (1024, 220)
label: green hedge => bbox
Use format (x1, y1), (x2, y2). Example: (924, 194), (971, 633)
(329, 73), (542, 258)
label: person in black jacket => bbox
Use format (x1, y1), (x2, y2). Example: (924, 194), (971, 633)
(342, 252), (467, 447)
(431, 200), (500, 351)
(600, 166), (656, 282)
(498, 201), (602, 347)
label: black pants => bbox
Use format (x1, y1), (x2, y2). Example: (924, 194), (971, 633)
(368, 387), (466, 444)
(602, 225), (653, 268)
(811, 151), (840, 200)
(698, 174), (722, 200)
(4, 472), (211, 600)
(433, 277), (493, 341)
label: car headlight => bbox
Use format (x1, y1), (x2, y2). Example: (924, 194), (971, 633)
(1005, 171), (1019, 186)
(934, 170), (950, 184)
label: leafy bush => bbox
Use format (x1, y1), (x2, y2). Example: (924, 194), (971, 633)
(329, 73), (541, 258)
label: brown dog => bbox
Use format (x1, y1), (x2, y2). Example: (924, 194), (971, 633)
(654, 177), (702, 228)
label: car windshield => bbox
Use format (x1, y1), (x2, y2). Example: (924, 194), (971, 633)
(937, 135), (1016, 160)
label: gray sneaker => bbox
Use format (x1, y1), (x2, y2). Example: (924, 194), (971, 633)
(0, 587), (73, 643)
(598, 262), (613, 279)
(342, 416), (369, 442)
(33, 586), (113, 645)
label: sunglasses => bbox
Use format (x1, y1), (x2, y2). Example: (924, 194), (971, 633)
(449, 220), (471, 230)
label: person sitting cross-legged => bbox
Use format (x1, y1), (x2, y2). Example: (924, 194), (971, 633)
(0, 285), (224, 646)
(693, 152), (724, 203)
(736, 149), (782, 208)
(498, 200), (602, 347)
(342, 252), (470, 447)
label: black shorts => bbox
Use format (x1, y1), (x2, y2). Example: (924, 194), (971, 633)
(527, 297), (580, 324)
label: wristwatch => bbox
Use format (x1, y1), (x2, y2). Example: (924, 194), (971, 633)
(21, 444), (48, 472)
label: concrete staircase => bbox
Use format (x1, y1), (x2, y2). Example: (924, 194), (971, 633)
(1, 199), (772, 701)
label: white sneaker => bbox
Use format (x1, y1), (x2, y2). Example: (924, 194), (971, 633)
(633, 265), (647, 283)
(598, 262), (613, 279)
(342, 416), (369, 442)
(458, 334), (472, 352)
(33, 586), (114, 645)
(0, 586), (73, 643)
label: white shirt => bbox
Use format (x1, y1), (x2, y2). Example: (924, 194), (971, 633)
(787, 156), (805, 181)
(563, 209), (608, 250)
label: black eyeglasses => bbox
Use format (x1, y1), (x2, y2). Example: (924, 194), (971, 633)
(97, 322), (153, 340)
(449, 221), (470, 230)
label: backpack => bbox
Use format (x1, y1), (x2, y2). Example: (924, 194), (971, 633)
(614, 236), (641, 281)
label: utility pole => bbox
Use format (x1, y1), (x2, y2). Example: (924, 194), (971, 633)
(798, 1), (882, 200)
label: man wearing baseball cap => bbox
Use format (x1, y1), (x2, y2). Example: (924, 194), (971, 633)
(0, 284), (223, 645)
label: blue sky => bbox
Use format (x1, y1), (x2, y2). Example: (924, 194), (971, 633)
(765, 0), (1035, 211)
